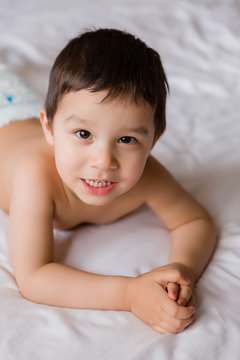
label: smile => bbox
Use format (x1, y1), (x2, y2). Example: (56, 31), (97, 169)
(81, 179), (117, 195)
(84, 179), (113, 188)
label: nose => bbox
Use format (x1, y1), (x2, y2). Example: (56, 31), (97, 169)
(90, 144), (118, 170)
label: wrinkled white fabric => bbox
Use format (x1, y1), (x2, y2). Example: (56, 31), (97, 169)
(0, 64), (43, 127)
(0, 0), (240, 359)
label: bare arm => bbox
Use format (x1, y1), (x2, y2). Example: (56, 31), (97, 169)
(8, 157), (196, 334)
(21, 263), (130, 310)
(169, 217), (216, 283)
(8, 159), (129, 310)
(145, 156), (216, 284)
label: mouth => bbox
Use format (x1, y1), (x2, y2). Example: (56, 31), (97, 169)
(81, 178), (117, 195)
(83, 179), (114, 188)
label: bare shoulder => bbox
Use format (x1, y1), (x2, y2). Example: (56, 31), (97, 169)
(141, 155), (177, 205)
(8, 125), (59, 211)
(9, 145), (81, 230)
(143, 155), (167, 176)
(10, 144), (56, 213)
(141, 155), (173, 193)
(141, 155), (210, 229)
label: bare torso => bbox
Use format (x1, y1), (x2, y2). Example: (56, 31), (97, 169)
(0, 119), (146, 229)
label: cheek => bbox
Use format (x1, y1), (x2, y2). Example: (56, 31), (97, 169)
(123, 152), (147, 182)
(54, 143), (81, 179)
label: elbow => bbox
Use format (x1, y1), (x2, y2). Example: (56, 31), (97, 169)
(195, 206), (217, 237)
(210, 217), (217, 249)
(204, 213), (217, 239)
(16, 263), (55, 304)
(17, 274), (45, 305)
(17, 278), (37, 303)
(201, 213), (217, 252)
(19, 288), (34, 303)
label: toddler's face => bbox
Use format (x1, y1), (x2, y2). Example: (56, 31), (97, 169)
(45, 89), (155, 206)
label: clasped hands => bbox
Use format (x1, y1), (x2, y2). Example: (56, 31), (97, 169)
(127, 263), (195, 334)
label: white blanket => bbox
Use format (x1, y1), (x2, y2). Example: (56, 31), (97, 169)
(0, 0), (240, 359)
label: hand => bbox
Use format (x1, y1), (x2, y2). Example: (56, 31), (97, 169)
(126, 266), (195, 334)
(164, 263), (195, 306)
(167, 282), (195, 306)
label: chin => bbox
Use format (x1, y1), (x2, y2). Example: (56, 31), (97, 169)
(78, 194), (115, 206)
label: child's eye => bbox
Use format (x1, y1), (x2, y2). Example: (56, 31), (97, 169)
(118, 136), (136, 144)
(75, 129), (92, 140)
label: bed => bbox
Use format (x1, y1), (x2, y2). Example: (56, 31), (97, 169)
(0, 0), (240, 359)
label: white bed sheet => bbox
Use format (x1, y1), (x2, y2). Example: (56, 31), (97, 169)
(0, 0), (240, 359)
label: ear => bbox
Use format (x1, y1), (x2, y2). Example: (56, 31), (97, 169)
(39, 109), (54, 145)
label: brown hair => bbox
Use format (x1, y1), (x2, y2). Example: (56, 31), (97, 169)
(45, 28), (169, 141)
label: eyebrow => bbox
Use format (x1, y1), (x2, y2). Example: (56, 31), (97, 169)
(65, 115), (149, 135)
(125, 126), (149, 135)
(65, 115), (91, 124)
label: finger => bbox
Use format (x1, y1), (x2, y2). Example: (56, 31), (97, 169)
(160, 292), (195, 320)
(169, 314), (195, 334)
(177, 285), (192, 306)
(167, 282), (179, 301)
(155, 268), (190, 287)
(186, 291), (195, 307)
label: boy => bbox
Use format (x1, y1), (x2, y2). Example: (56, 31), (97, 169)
(0, 29), (216, 334)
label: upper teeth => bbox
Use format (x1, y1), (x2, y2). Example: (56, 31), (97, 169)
(85, 179), (112, 187)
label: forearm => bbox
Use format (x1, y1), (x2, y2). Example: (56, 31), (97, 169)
(169, 217), (216, 283)
(19, 262), (130, 311)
